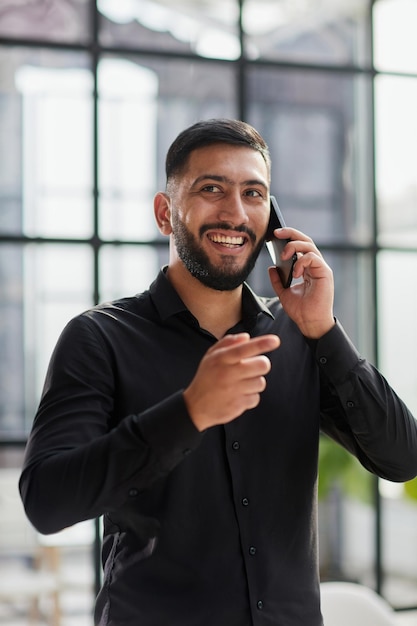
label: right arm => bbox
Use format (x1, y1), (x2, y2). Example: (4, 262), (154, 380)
(20, 318), (278, 534)
(19, 316), (202, 534)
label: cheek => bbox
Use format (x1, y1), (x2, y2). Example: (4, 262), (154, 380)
(177, 209), (201, 233)
(171, 208), (197, 238)
(254, 213), (269, 239)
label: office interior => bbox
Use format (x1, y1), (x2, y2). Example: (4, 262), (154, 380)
(0, 0), (417, 624)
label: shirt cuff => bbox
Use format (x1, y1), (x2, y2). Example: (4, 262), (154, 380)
(132, 390), (204, 469)
(308, 318), (362, 384)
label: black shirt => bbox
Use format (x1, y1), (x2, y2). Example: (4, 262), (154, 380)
(20, 269), (417, 626)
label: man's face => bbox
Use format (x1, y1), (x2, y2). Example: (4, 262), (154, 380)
(169, 143), (270, 291)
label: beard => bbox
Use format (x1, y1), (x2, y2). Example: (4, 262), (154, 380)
(171, 213), (265, 291)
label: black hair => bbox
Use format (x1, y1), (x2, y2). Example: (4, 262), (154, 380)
(165, 118), (271, 186)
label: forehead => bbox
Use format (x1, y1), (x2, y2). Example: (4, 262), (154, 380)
(184, 143), (270, 182)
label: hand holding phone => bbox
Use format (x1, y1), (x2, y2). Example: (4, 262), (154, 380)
(265, 196), (296, 288)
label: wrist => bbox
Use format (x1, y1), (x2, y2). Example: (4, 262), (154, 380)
(300, 317), (336, 340)
(183, 388), (207, 432)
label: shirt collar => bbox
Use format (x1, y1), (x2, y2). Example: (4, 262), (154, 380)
(242, 281), (275, 321)
(149, 267), (274, 324)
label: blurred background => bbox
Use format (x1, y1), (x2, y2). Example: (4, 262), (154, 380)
(0, 0), (417, 624)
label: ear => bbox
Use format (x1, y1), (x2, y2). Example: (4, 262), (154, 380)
(154, 192), (173, 235)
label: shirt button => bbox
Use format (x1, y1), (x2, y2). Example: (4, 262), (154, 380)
(249, 546), (257, 556)
(232, 441), (240, 450)
(319, 356), (327, 364)
(347, 400), (355, 408)
(257, 600), (264, 610)
(242, 497), (249, 506)
(128, 488), (138, 497)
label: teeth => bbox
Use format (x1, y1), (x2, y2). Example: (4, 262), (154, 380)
(209, 234), (244, 245)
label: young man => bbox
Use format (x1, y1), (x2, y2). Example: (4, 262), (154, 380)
(20, 119), (417, 626)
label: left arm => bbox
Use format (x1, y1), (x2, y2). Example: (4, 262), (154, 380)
(313, 321), (417, 482)
(269, 227), (417, 481)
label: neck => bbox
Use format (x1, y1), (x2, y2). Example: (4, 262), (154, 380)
(166, 264), (243, 339)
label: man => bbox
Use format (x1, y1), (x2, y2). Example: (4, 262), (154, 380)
(20, 119), (417, 626)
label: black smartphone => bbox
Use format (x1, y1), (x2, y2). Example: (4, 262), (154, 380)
(265, 196), (296, 288)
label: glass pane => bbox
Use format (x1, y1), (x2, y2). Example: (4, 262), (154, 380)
(248, 68), (374, 246)
(0, 245), (24, 437)
(377, 251), (417, 417)
(375, 76), (417, 247)
(330, 251), (375, 360)
(98, 58), (159, 241)
(373, 0), (417, 73)
(0, 47), (93, 238)
(0, 243), (93, 437)
(98, 56), (237, 240)
(378, 251), (417, 608)
(99, 244), (167, 301)
(98, 0), (240, 59)
(0, 0), (90, 44)
(244, 0), (371, 66)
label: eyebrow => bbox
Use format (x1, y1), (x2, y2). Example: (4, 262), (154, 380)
(191, 174), (268, 191)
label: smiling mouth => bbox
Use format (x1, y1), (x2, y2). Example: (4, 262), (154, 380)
(207, 233), (245, 248)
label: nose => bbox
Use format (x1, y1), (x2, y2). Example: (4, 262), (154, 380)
(216, 193), (249, 226)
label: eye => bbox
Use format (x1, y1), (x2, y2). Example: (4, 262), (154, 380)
(244, 189), (263, 198)
(201, 184), (222, 193)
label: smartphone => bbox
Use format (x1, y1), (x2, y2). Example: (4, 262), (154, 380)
(265, 196), (296, 288)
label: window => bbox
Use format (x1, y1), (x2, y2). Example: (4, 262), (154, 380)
(1, 0), (416, 620)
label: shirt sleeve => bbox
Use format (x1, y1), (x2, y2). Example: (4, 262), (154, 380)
(19, 315), (203, 535)
(313, 320), (417, 482)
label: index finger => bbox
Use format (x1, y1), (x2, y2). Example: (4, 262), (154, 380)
(219, 334), (280, 364)
(273, 227), (322, 260)
(273, 226), (313, 244)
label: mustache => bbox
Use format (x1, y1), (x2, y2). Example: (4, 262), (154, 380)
(199, 222), (257, 244)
